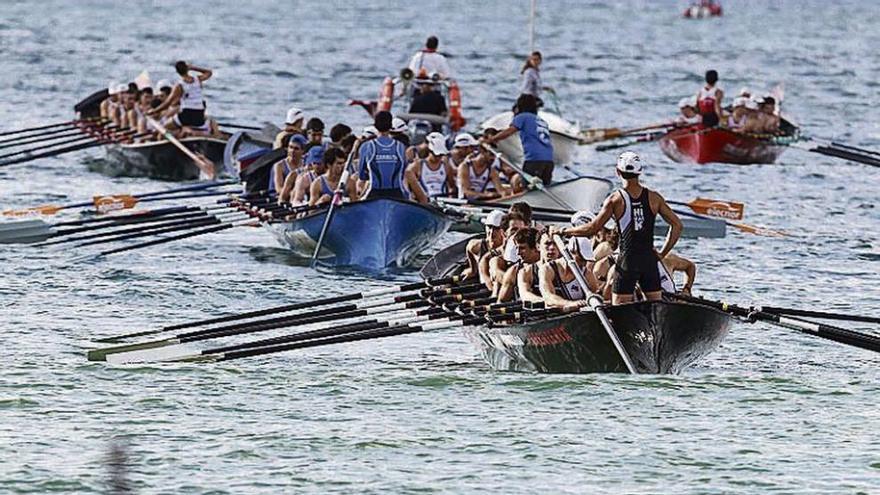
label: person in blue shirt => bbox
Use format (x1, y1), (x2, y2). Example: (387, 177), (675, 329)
(357, 111), (427, 201)
(483, 94), (555, 185)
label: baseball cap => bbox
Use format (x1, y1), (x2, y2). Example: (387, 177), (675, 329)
(285, 107), (304, 125)
(426, 132), (448, 155)
(678, 96), (697, 109)
(108, 81), (120, 94)
(305, 145), (325, 165)
(453, 133), (479, 148)
(157, 79), (172, 90)
(391, 117), (407, 133)
(482, 210), (505, 227)
(570, 210), (593, 227)
(361, 126), (378, 139)
(732, 96), (748, 108)
(616, 151), (643, 175)
(288, 134), (307, 148)
(744, 99), (759, 110)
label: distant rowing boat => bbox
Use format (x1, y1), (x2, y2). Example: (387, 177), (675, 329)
(465, 299), (732, 373)
(658, 125), (790, 165)
(265, 198), (451, 271)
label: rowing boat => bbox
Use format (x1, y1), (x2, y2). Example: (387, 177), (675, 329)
(658, 125), (788, 165)
(265, 198), (451, 271)
(465, 299), (732, 373)
(74, 89), (229, 181)
(479, 110), (583, 165)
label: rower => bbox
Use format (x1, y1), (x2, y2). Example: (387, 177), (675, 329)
(271, 134), (307, 200)
(757, 96), (780, 133)
(658, 252), (696, 295)
(305, 118), (325, 151)
(726, 97), (750, 131)
(457, 143), (506, 200)
(149, 61), (212, 134)
(357, 111), (424, 201)
(155, 80), (173, 104)
(483, 94), (554, 185)
(291, 145), (326, 205)
(407, 35), (451, 80)
(408, 132), (456, 198)
(481, 128), (525, 194)
(309, 147), (356, 207)
(539, 230), (601, 310)
(330, 123), (352, 147)
(450, 132), (478, 169)
(481, 211), (527, 292)
(676, 96), (701, 126)
(554, 151), (683, 305)
(131, 87), (155, 138)
(100, 82), (121, 121)
(738, 98), (764, 134)
(462, 210), (505, 280)
(695, 69), (724, 128)
(391, 117), (411, 146)
(496, 226), (542, 303)
(274, 107), (305, 149)
(119, 85), (137, 132)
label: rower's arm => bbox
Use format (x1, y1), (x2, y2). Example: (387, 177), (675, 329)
(405, 168), (429, 204)
(291, 175), (309, 204)
(308, 180), (323, 207)
(496, 266), (519, 303)
(152, 85), (182, 114)
(457, 161), (475, 199)
(655, 193), (683, 259)
(538, 264), (576, 309)
(664, 253), (696, 293)
(190, 65), (213, 82)
(478, 252), (494, 291)
(488, 168), (507, 197)
(278, 171), (298, 204)
(444, 160), (457, 195)
(517, 268), (544, 304)
(272, 163), (285, 198)
(462, 240), (481, 279)
(714, 88), (724, 120)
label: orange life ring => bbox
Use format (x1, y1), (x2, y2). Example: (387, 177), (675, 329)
(448, 81), (466, 131)
(377, 76), (394, 113)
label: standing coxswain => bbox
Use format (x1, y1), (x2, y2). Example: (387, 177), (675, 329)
(482, 94), (555, 185)
(553, 152), (683, 305)
(357, 111), (428, 203)
(149, 60), (212, 134)
(407, 36), (451, 80)
(696, 70), (724, 128)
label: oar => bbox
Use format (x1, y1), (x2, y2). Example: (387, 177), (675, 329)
(90, 284), (485, 362)
(552, 234), (637, 374)
(0, 127), (115, 161)
(3, 179), (237, 216)
(0, 121), (105, 146)
(672, 294), (880, 354)
(579, 122), (675, 144)
(310, 145), (357, 267)
(788, 138), (880, 168)
(145, 116), (217, 179)
(0, 118), (96, 138)
(594, 130), (667, 151)
(217, 122), (261, 131)
(756, 306), (880, 325)
(94, 275), (464, 343)
(71, 209), (248, 249)
(0, 129), (146, 168)
(0, 127), (96, 150)
(480, 143), (571, 210)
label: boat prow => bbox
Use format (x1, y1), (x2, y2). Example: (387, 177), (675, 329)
(465, 299), (732, 374)
(659, 126), (789, 165)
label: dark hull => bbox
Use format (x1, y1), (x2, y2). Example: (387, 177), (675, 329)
(269, 198), (451, 271)
(464, 301), (732, 374)
(659, 126), (787, 165)
(95, 138), (227, 181)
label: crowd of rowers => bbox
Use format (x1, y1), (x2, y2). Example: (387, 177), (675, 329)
(459, 152), (696, 308)
(265, 95), (553, 210)
(676, 70), (782, 135)
(98, 61), (223, 141)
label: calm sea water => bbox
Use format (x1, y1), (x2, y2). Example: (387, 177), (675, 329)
(1, 1), (879, 493)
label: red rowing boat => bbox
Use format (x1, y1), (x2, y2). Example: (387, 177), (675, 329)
(658, 126), (788, 165)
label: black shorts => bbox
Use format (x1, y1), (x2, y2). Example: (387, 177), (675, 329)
(701, 112), (719, 127)
(523, 160), (554, 185)
(174, 108), (206, 127)
(613, 261), (661, 295)
(367, 188), (406, 200)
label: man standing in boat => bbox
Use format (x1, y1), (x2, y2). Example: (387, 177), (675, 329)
(554, 152), (683, 305)
(357, 111), (427, 201)
(149, 61), (212, 133)
(696, 70), (724, 127)
(407, 36), (451, 79)
(482, 94), (555, 185)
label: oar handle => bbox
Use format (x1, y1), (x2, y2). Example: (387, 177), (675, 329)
(479, 143), (571, 210)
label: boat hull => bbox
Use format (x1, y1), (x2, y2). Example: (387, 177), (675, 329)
(465, 300), (732, 374)
(480, 110), (582, 165)
(97, 138), (228, 181)
(659, 126), (786, 165)
(269, 198), (451, 271)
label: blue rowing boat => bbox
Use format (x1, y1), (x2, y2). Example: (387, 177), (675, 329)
(268, 198), (451, 271)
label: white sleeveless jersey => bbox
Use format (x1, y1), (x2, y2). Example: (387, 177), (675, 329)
(658, 260), (677, 293)
(458, 158), (490, 199)
(419, 159), (448, 197)
(178, 77), (205, 110)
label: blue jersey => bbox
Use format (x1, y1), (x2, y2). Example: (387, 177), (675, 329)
(358, 136), (408, 194)
(512, 112), (554, 162)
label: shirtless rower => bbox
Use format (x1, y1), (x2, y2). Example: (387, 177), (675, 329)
(290, 145), (327, 206)
(554, 152), (683, 305)
(408, 132), (456, 198)
(309, 147), (356, 207)
(100, 82), (122, 121)
(457, 143), (507, 200)
(130, 87), (155, 138)
(274, 107), (305, 149)
(149, 61), (213, 135)
(462, 210), (505, 280)
(272, 134), (307, 201)
(497, 226), (542, 303)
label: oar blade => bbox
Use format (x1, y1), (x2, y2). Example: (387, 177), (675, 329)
(687, 198), (745, 221)
(87, 338), (177, 362)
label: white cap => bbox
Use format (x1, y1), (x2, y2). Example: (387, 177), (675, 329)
(570, 210), (593, 227)
(453, 133), (479, 148)
(568, 237), (595, 261)
(738, 87), (751, 97)
(482, 210), (505, 228)
(751, 95), (766, 105)
(361, 125), (379, 139)
(285, 107), (304, 125)
(744, 99), (759, 110)
(678, 96), (697, 109)
(156, 79), (172, 90)
(732, 96), (749, 108)
(391, 117), (407, 133)
(426, 132), (448, 155)
(115, 83), (129, 94)
(108, 81), (120, 94)
(616, 151), (643, 175)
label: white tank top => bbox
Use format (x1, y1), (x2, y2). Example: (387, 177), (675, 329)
(658, 260), (677, 293)
(179, 77), (205, 110)
(458, 158), (490, 199)
(419, 159), (448, 197)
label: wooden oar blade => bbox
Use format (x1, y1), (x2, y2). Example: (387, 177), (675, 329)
(93, 194), (139, 213)
(687, 198), (745, 221)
